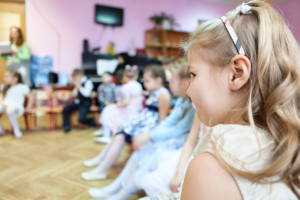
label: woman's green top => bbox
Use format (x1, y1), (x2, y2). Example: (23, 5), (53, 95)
(1, 42), (31, 61)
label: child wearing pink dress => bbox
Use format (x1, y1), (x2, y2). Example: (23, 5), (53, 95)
(98, 65), (143, 143)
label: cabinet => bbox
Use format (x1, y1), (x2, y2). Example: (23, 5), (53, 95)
(145, 29), (189, 59)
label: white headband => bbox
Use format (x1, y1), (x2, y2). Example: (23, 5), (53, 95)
(220, 16), (245, 55)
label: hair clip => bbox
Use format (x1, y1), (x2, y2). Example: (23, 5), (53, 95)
(236, 2), (252, 14)
(132, 65), (138, 70)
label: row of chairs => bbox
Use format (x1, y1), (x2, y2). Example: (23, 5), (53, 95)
(0, 89), (99, 135)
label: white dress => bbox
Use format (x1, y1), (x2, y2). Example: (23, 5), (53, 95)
(0, 84), (30, 116)
(194, 124), (298, 200)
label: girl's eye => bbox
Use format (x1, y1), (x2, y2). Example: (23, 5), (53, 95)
(190, 72), (196, 78)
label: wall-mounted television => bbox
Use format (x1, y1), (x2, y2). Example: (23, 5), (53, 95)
(95, 4), (123, 27)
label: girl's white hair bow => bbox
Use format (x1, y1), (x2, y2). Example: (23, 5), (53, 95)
(236, 3), (252, 14)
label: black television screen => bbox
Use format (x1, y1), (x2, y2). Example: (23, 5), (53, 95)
(95, 4), (123, 26)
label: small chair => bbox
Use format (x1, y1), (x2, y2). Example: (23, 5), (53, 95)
(90, 91), (100, 127)
(49, 89), (74, 130)
(25, 90), (52, 131)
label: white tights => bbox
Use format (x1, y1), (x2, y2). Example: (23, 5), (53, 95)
(92, 156), (140, 200)
(91, 134), (126, 174)
(0, 105), (22, 137)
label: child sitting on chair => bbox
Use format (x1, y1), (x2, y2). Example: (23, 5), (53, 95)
(93, 72), (116, 136)
(94, 65), (143, 143)
(62, 69), (95, 133)
(97, 72), (116, 113)
(0, 69), (33, 138)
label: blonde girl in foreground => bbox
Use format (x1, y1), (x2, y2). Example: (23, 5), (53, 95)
(182, 1), (300, 200)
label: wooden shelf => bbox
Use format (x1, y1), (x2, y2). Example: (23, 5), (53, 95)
(145, 29), (189, 59)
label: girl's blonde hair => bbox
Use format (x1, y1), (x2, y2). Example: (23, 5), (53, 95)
(185, 0), (300, 197)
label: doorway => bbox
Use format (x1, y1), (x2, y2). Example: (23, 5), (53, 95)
(0, 0), (26, 83)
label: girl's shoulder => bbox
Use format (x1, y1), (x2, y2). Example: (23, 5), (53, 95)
(195, 124), (274, 171)
(152, 87), (170, 96)
(158, 87), (170, 95)
(17, 84), (30, 92)
(129, 80), (143, 90)
(122, 81), (142, 94)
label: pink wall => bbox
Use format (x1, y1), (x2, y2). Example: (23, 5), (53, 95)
(276, 0), (300, 43)
(26, 0), (232, 74)
(26, 0), (300, 74)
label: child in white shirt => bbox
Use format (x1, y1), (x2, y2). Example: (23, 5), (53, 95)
(0, 69), (32, 138)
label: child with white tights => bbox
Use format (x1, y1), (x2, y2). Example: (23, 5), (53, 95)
(88, 62), (195, 200)
(82, 65), (171, 181)
(0, 69), (32, 138)
(138, 115), (207, 199)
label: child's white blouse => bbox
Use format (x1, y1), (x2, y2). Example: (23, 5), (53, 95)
(194, 124), (297, 200)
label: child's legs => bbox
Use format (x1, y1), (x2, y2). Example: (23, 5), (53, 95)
(6, 106), (22, 135)
(109, 162), (144, 200)
(78, 102), (95, 126)
(99, 156), (139, 193)
(121, 168), (144, 195)
(62, 103), (78, 128)
(92, 134), (126, 173)
(102, 125), (111, 138)
(88, 156), (139, 199)
(89, 135), (116, 161)
(99, 103), (105, 113)
(140, 154), (180, 197)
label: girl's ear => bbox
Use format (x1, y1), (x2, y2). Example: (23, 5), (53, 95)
(228, 55), (251, 91)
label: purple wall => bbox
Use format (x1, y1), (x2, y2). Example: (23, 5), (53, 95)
(276, 0), (300, 43)
(26, 0), (232, 73)
(26, 0), (300, 74)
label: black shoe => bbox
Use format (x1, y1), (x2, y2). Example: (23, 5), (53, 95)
(64, 127), (71, 134)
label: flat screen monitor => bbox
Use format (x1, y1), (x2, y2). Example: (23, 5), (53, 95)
(95, 4), (123, 26)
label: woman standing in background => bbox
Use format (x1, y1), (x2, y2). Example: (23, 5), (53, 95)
(1, 26), (31, 85)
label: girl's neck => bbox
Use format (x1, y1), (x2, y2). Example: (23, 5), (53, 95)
(179, 93), (188, 99)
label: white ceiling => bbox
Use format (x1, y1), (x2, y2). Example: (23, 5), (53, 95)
(195, 0), (293, 6)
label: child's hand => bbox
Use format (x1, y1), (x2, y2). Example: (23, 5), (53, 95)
(74, 81), (81, 89)
(170, 173), (183, 192)
(132, 132), (151, 151)
(117, 101), (124, 107)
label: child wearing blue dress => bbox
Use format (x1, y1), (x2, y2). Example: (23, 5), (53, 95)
(87, 61), (195, 200)
(81, 65), (171, 181)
